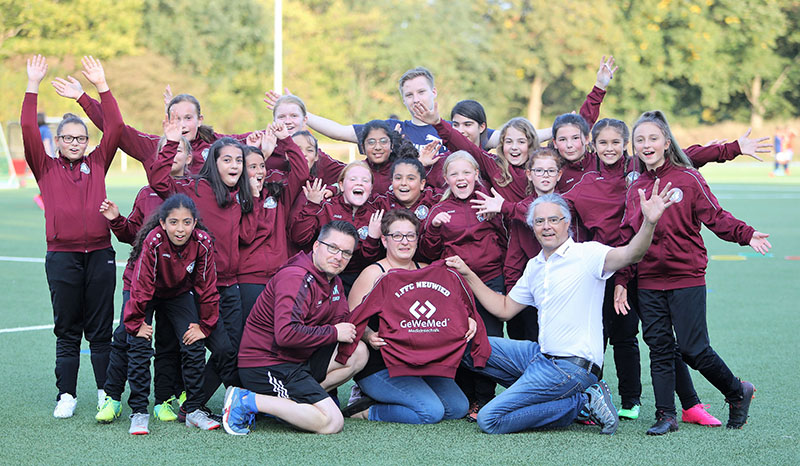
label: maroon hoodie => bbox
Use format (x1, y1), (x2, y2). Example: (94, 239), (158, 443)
(289, 193), (380, 274)
(110, 185), (165, 290)
(147, 140), (258, 286)
(238, 252), (348, 368)
(238, 136), (310, 284)
(420, 189), (508, 282)
(617, 163), (755, 290)
(76, 93), (285, 172)
(22, 91), (122, 252)
(124, 226), (218, 336)
(336, 261), (490, 377)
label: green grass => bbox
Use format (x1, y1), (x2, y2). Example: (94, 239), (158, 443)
(0, 173), (799, 465)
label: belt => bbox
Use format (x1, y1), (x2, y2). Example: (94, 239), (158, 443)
(543, 354), (602, 379)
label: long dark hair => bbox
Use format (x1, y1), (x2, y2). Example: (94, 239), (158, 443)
(195, 137), (253, 213)
(129, 194), (210, 262)
(167, 94), (216, 143)
(358, 120), (402, 166)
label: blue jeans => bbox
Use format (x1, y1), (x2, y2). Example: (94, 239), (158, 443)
(358, 369), (469, 424)
(462, 337), (597, 434)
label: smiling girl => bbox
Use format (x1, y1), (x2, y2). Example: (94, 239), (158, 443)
(23, 55), (123, 418)
(617, 110), (770, 435)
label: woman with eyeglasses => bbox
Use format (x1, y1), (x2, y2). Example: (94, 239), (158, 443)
(22, 55), (123, 418)
(342, 209), (478, 424)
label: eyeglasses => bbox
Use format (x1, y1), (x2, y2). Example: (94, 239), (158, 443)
(58, 135), (89, 144)
(318, 240), (354, 259)
(365, 138), (390, 148)
(533, 216), (566, 226)
(385, 232), (417, 242)
(530, 168), (558, 177)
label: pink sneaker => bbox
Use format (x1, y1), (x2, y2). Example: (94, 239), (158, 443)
(682, 403), (722, 427)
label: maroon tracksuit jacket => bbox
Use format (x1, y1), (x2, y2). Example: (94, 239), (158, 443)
(238, 252), (348, 367)
(336, 261), (490, 377)
(420, 190), (508, 282)
(147, 140), (259, 286)
(124, 226), (219, 336)
(22, 91), (122, 252)
(617, 163), (755, 290)
(110, 185), (165, 290)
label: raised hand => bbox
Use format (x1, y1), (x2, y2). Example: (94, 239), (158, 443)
(737, 128), (771, 162)
(470, 188), (506, 216)
(411, 101), (441, 126)
(303, 178), (327, 205)
(418, 139), (441, 167)
(80, 56), (108, 92)
(595, 55), (618, 90)
(163, 84), (173, 108)
(749, 231), (771, 255)
(26, 55), (48, 92)
(261, 128), (278, 156)
(431, 211), (451, 228)
(367, 209), (384, 239)
(263, 87), (293, 111)
(269, 121), (290, 140)
(639, 178), (675, 225)
(246, 130), (263, 148)
(51, 76), (84, 100)
(162, 110), (182, 142)
(99, 199), (120, 220)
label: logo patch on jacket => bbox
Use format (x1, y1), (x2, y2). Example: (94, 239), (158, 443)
(186, 261), (195, 273)
(626, 171), (640, 188)
(264, 196), (277, 209)
(668, 187), (683, 203)
(202, 148), (209, 161)
(357, 226), (369, 240)
(80, 162), (90, 174)
(414, 205), (429, 220)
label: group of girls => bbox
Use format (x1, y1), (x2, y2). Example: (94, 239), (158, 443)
(24, 52), (770, 436)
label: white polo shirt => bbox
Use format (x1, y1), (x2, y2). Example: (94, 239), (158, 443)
(508, 237), (612, 367)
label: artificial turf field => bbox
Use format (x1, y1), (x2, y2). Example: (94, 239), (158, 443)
(0, 164), (798, 465)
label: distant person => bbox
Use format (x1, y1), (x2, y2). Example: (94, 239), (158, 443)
(773, 127), (795, 176)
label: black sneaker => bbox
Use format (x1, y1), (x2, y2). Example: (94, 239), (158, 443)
(585, 380), (619, 435)
(647, 412), (678, 435)
(726, 380), (755, 429)
(341, 394), (376, 418)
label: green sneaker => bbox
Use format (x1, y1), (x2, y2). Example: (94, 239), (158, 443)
(177, 391), (187, 407)
(618, 404), (641, 420)
(154, 397), (178, 422)
(96, 396), (122, 423)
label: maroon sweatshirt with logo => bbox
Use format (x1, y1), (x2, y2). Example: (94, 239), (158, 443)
(420, 190), (508, 282)
(238, 252), (348, 367)
(238, 136), (310, 284)
(124, 226), (219, 336)
(147, 140), (259, 286)
(617, 163), (755, 290)
(336, 261), (490, 377)
(22, 91), (123, 252)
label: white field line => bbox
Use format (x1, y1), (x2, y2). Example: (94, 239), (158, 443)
(0, 320), (120, 334)
(0, 256), (127, 267)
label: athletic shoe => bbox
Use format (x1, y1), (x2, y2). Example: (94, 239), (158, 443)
(465, 401), (480, 422)
(186, 409), (221, 431)
(682, 403), (721, 427)
(726, 380), (756, 429)
(585, 380), (619, 435)
(97, 389), (107, 410)
(222, 386), (255, 436)
(647, 413), (678, 435)
(129, 413), (150, 435)
(54, 393), (77, 419)
(575, 406), (596, 425)
(177, 391), (186, 407)
(96, 396), (122, 423)
(177, 405), (221, 424)
(341, 394), (376, 418)
(154, 398), (178, 422)
(618, 404), (641, 420)
(348, 384), (363, 406)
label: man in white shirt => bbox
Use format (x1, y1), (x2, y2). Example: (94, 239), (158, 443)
(446, 180), (675, 435)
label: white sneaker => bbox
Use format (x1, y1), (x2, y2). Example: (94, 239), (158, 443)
(54, 393), (77, 418)
(97, 389), (107, 410)
(129, 413), (150, 435)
